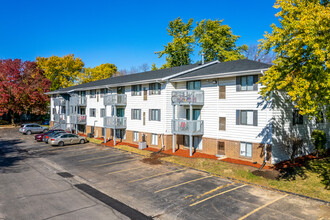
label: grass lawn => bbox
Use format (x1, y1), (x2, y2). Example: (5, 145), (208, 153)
(115, 144), (330, 202)
(87, 137), (104, 145)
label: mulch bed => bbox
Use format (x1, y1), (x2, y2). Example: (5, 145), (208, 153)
(162, 149), (218, 160)
(220, 158), (273, 170)
(274, 154), (320, 171)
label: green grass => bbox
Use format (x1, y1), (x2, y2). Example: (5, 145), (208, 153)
(87, 137), (104, 145)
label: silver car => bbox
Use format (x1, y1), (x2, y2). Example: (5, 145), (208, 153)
(19, 123), (49, 135)
(50, 133), (87, 146)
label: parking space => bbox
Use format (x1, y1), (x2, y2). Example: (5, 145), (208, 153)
(8, 129), (329, 220)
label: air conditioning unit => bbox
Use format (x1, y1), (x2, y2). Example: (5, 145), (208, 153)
(138, 142), (147, 150)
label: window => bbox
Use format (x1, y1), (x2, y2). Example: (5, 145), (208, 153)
(149, 109), (161, 121)
(133, 131), (139, 142)
(187, 81), (201, 90)
(131, 85), (142, 96)
(100, 108), (105, 117)
(131, 109), (141, 120)
(236, 110), (257, 126)
(53, 108), (56, 114)
(70, 106), (73, 114)
(240, 142), (252, 157)
(219, 85), (226, 99)
(90, 90), (96, 98)
(102, 127), (105, 136)
(149, 83), (161, 95)
(219, 117), (226, 131)
(237, 75), (258, 91)
(89, 108), (96, 117)
(292, 110), (303, 125)
(151, 134), (158, 145)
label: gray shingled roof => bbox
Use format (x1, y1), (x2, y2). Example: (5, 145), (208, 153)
(171, 59), (271, 81)
(47, 59), (271, 94)
(48, 63), (202, 94)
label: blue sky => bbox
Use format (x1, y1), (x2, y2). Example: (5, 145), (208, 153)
(0, 0), (278, 71)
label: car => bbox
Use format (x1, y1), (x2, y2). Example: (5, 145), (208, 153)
(50, 133), (87, 146)
(35, 129), (64, 142)
(43, 131), (68, 143)
(19, 123), (49, 135)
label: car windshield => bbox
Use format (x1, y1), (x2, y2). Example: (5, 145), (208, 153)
(53, 133), (64, 138)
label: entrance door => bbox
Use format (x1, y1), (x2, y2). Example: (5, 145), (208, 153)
(193, 136), (202, 150)
(117, 108), (125, 117)
(143, 88), (147, 100)
(186, 109), (201, 120)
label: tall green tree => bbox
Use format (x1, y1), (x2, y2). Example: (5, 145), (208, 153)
(259, 0), (330, 118)
(157, 17), (195, 68)
(193, 19), (247, 62)
(80, 63), (117, 84)
(36, 54), (84, 91)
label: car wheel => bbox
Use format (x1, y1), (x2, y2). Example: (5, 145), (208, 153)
(58, 141), (64, 147)
(26, 130), (32, 135)
(79, 139), (85, 144)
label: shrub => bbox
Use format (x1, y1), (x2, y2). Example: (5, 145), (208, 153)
(311, 130), (327, 157)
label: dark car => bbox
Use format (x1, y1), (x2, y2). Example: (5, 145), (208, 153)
(35, 129), (64, 142)
(44, 130), (69, 144)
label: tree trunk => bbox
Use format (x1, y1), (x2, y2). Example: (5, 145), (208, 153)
(11, 113), (15, 126)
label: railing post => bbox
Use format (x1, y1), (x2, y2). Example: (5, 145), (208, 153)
(189, 103), (193, 156)
(172, 105), (175, 153)
(114, 106), (117, 146)
(104, 105), (107, 144)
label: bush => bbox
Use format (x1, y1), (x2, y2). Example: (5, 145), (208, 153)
(311, 129), (327, 157)
(0, 120), (9, 125)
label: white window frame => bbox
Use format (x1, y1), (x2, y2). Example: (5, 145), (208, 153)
(240, 110), (254, 125)
(149, 83), (161, 95)
(151, 133), (158, 145)
(131, 109), (141, 120)
(89, 108), (96, 117)
(241, 76), (254, 91)
(149, 109), (161, 121)
(90, 90), (96, 98)
(131, 85), (142, 96)
(240, 142), (252, 158)
(133, 131), (139, 142)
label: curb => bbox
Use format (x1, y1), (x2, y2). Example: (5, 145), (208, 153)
(88, 141), (330, 205)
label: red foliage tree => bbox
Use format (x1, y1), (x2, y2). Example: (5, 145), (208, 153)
(0, 59), (51, 124)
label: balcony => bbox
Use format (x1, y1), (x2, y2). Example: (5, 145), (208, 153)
(70, 114), (87, 124)
(54, 98), (66, 106)
(104, 116), (127, 129)
(171, 90), (204, 105)
(54, 114), (66, 124)
(104, 94), (127, 106)
(70, 96), (87, 106)
(172, 119), (204, 135)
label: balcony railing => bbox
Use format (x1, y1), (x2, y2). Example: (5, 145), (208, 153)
(54, 114), (66, 124)
(172, 119), (204, 135)
(171, 90), (204, 105)
(70, 96), (87, 106)
(104, 116), (127, 129)
(54, 98), (66, 106)
(70, 114), (87, 124)
(104, 94), (127, 106)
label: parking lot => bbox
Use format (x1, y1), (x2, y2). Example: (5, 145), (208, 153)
(1, 128), (329, 219)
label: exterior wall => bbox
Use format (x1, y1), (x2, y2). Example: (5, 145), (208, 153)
(125, 130), (173, 150)
(270, 92), (329, 164)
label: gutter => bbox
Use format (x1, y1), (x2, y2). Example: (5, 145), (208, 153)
(170, 68), (269, 82)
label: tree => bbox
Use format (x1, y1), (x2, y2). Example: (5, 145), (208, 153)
(151, 62), (158, 71)
(193, 19), (247, 62)
(259, 0), (330, 118)
(0, 59), (51, 124)
(245, 44), (275, 64)
(36, 54), (84, 91)
(157, 17), (195, 68)
(80, 63), (117, 84)
(139, 63), (150, 72)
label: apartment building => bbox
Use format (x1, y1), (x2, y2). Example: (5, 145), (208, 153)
(47, 59), (328, 165)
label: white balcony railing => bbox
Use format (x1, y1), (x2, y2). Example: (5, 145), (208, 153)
(70, 114), (87, 124)
(172, 119), (204, 135)
(54, 98), (66, 106)
(171, 90), (204, 105)
(104, 116), (127, 129)
(54, 114), (66, 124)
(70, 96), (87, 106)
(104, 94), (127, 106)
